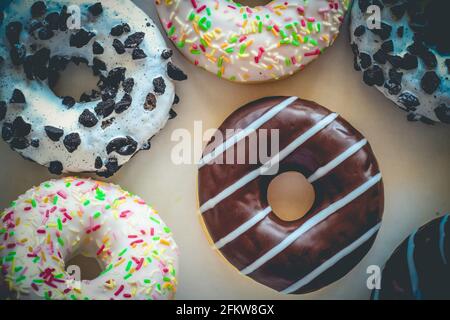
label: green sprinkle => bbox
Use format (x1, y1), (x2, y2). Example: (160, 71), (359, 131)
(33, 279), (44, 283)
(44, 291), (51, 300)
(70, 294), (77, 300)
(225, 47), (234, 54)
(124, 273), (133, 280)
(146, 257), (152, 264)
(105, 204), (111, 210)
(31, 199), (37, 208)
(163, 227), (171, 234)
(168, 26), (176, 37)
(57, 237), (64, 247)
(93, 212), (101, 219)
(118, 248), (128, 257)
(100, 264), (113, 276)
(163, 277), (171, 282)
(14, 266), (23, 273)
(33, 257), (40, 263)
(188, 11), (196, 21)
(65, 182), (72, 188)
(57, 218), (63, 231)
(144, 279), (151, 284)
(53, 196), (58, 205)
(125, 260), (132, 272)
(150, 217), (160, 224)
(83, 200), (90, 206)
(16, 275), (26, 283)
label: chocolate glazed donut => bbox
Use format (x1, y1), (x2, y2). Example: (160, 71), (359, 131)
(373, 215), (450, 300)
(198, 96), (384, 294)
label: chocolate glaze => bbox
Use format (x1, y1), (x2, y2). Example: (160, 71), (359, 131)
(198, 97), (384, 294)
(374, 215), (450, 300)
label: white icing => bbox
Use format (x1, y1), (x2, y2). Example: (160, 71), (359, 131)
(199, 96), (298, 168)
(155, 0), (348, 82)
(213, 138), (369, 250)
(307, 139), (367, 183)
(0, 178), (179, 300)
(0, 0), (177, 173)
(281, 222), (381, 294)
(240, 173), (382, 275)
(199, 112), (338, 213)
(214, 206), (272, 249)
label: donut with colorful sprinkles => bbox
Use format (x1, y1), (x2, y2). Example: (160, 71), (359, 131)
(198, 96), (384, 294)
(0, 177), (178, 300)
(372, 215), (450, 300)
(155, 0), (349, 82)
(0, 0), (187, 177)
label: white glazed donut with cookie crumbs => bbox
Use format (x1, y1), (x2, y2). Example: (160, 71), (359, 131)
(0, 0), (187, 177)
(0, 177), (179, 300)
(155, 0), (349, 82)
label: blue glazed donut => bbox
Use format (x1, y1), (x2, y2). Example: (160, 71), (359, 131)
(0, 0), (186, 176)
(373, 215), (450, 299)
(350, 0), (449, 124)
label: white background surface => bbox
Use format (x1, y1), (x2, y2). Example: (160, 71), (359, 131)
(0, 1), (449, 300)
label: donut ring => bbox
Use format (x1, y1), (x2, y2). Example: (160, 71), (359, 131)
(0, 177), (178, 300)
(373, 215), (450, 300)
(155, 0), (349, 83)
(350, 0), (450, 124)
(0, 0), (187, 176)
(198, 96), (384, 294)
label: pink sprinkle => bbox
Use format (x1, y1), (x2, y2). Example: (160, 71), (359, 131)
(75, 181), (85, 187)
(96, 244), (105, 256)
(37, 229), (46, 234)
(31, 283), (39, 291)
(123, 293), (132, 299)
(63, 212), (72, 220)
(24, 207), (32, 211)
(150, 228), (155, 236)
(130, 239), (143, 246)
(114, 285), (124, 296)
(196, 4), (206, 13)
(57, 191), (67, 199)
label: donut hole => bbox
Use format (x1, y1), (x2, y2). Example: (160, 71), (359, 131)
(267, 171), (315, 222)
(234, 0), (272, 7)
(52, 61), (102, 103)
(65, 254), (103, 281)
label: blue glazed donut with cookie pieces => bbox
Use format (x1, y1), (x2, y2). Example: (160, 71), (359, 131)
(350, 0), (449, 124)
(0, 0), (186, 177)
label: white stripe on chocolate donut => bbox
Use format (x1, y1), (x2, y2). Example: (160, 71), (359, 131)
(198, 96), (384, 294)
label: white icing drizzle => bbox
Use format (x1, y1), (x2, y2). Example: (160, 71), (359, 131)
(281, 222), (381, 294)
(214, 206), (273, 249)
(308, 139), (368, 183)
(213, 138), (369, 250)
(199, 113), (338, 213)
(240, 173), (382, 275)
(199, 96), (298, 168)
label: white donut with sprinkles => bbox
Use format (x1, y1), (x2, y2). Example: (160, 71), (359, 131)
(155, 0), (349, 82)
(0, 177), (179, 300)
(0, 0), (187, 177)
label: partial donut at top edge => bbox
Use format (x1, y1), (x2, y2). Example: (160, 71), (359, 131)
(155, 0), (349, 83)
